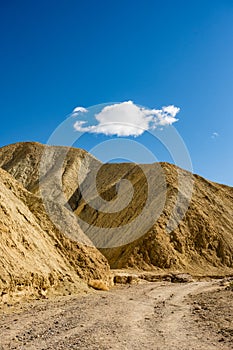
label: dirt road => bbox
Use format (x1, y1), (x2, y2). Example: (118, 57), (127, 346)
(0, 280), (232, 350)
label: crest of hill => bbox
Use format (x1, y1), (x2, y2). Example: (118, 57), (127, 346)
(0, 142), (233, 277)
(0, 142), (98, 199)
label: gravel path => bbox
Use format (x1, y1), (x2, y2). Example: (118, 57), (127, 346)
(0, 280), (232, 350)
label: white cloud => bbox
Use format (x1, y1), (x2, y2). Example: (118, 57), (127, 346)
(72, 106), (88, 116)
(73, 101), (180, 137)
(211, 132), (219, 139)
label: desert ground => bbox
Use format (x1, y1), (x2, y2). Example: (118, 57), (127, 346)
(1, 278), (232, 350)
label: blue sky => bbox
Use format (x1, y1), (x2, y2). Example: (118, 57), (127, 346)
(0, 0), (233, 185)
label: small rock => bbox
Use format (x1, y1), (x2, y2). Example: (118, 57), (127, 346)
(171, 273), (194, 283)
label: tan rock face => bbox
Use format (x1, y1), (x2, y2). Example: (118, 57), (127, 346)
(101, 166), (233, 274)
(0, 141), (233, 298)
(0, 165), (111, 305)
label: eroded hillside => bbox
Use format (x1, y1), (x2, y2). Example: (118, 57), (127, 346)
(0, 165), (111, 305)
(0, 141), (233, 287)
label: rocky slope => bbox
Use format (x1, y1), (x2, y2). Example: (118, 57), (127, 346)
(0, 165), (111, 306)
(101, 164), (233, 274)
(0, 142), (233, 280)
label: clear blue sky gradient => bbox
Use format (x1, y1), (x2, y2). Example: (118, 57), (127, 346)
(0, 0), (233, 185)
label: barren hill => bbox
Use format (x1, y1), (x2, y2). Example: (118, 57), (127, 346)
(0, 141), (233, 282)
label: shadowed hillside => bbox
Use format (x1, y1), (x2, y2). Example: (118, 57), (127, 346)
(0, 163), (111, 305)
